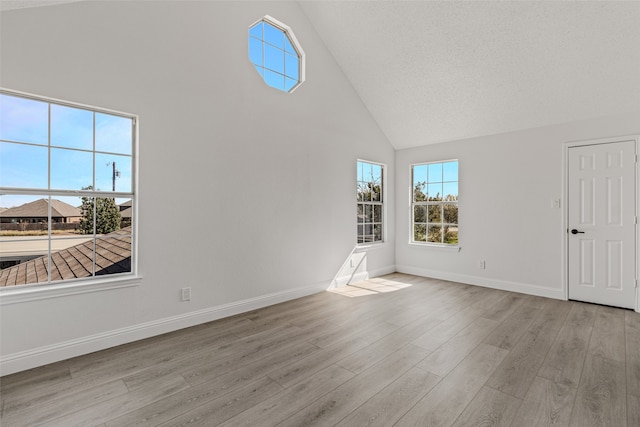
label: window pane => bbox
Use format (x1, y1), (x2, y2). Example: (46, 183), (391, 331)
(95, 230), (132, 277)
(357, 204), (364, 222)
(95, 153), (132, 193)
(363, 162), (373, 181)
(264, 23), (284, 48)
(50, 148), (93, 191)
(264, 43), (285, 74)
(373, 205), (382, 223)
(362, 225), (374, 242)
(249, 37), (263, 66)
(427, 183), (442, 201)
(0, 94), (48, 145)
(77, 195), (95, 235)
(443, 182), (458, 200)
(249, 22), (263, 39)
(50, 236), (95, 282)
(358, 182), (371, 201)
(0, 240), (51, 285)
(428, 205), (442, 223)
(414, 224), (426, 242)
(95, 113), (133, 155)
(0, 194), (51, 286)
(357, 224), (364, 243)
(285, 53), (299, 80)
(357, 161), (364, 182)
(414, 205), (426, 223)
(374, 224), (382, 242)
(428, 163), (443, 183)
(444, 225), (458, 245)
(427, 225), (443, 243)
(51, 104), (93, 150)
(254, 65), (264, 78)
(413, 164), (427, 184)
(414, 181), (426, 202)
(0, 142), (48, 189)
(284, 36), (295, 54)
(77, 196), (123, 236)
(371, 164), (382, 184)
(116, 197), (133, 230)
(443, 161), (458, 182)
(364, 204), (373, 223)
(52, 235), (95, 281)
(0, 194), (50, 232)
(371, 184), (381, 202)
(443, 204), (458, 224)
(264, 69), (285, 91)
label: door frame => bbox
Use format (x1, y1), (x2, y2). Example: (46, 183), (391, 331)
(562, 135), (639, 313)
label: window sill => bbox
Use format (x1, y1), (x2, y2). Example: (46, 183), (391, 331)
(408, 242), (461, 252)
(0, 275), (142, 305)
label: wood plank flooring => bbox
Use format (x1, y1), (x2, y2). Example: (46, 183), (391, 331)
(1, 273), (638, 426)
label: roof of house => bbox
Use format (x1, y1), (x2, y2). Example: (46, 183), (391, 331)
(0, 227), (132, 287)
(120, 206), (132, 218)
(0, 198), (81, 219)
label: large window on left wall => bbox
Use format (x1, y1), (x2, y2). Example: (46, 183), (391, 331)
(0, 89), (136, 288)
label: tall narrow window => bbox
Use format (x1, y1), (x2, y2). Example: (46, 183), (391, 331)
(248, 15), (305, 93)
(0, 90), (137, 288)
(412, 160), (458, 245)
(357, 160), (383, 244)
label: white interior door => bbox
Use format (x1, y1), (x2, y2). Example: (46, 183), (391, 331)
(568, 140), (637, 309)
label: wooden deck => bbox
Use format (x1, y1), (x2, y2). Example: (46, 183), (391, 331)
(1, 273), (638, 426)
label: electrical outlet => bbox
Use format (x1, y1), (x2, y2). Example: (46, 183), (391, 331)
(478, 260), (486, 269)
(181, 287), (191, 301)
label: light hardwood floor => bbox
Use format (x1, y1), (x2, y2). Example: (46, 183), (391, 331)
(1, 273), (639, 426)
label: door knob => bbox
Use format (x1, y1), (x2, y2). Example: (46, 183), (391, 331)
(571, 229), (585, 234)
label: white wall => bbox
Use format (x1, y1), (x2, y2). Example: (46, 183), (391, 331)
(396, 113), (639, 299)
(0, 1), (395, 374)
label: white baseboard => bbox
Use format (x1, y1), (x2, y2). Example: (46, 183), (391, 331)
(395, 265), (564, 300)
(0, 281), (329, 376)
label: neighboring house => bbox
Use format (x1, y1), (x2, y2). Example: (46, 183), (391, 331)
(119, 200), (132, 227)
(0, 226), (132, 287)
(0, 199), (82, 224)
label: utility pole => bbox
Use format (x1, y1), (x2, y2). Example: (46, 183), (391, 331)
(107, 162), (121, 192)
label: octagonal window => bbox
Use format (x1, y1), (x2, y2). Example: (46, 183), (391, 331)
(249, 15), (305, 93)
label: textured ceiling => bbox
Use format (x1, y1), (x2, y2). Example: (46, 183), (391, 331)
(299, 1), (640, 149)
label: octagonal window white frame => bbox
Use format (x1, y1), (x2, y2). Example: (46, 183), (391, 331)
(248, 15), (306, 93)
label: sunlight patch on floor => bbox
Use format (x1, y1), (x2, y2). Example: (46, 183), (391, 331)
(329, 278), (412, 298)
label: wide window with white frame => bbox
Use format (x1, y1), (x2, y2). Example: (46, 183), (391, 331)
(412, 160), (458, 245)
(0, 89), (136, 288)
(357, 160), (384, 244)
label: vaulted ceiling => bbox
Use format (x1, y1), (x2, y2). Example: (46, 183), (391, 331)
(2, 1), (639, 149)
(300, 1), (640, 149)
